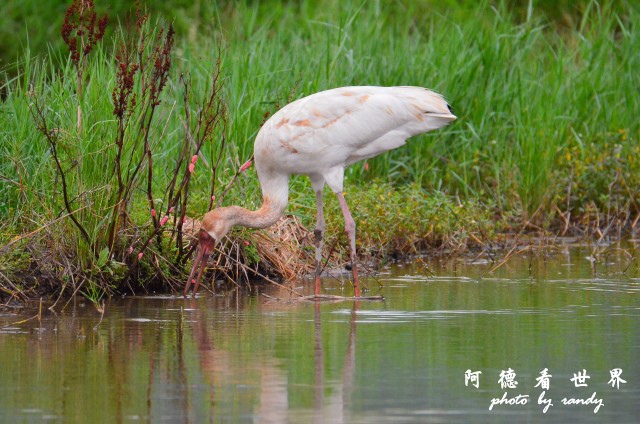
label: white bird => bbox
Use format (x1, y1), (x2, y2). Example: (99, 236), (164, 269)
(185, 86), (456, 297)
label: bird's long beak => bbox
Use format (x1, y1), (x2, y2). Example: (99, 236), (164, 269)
(184, 229), (216, 296)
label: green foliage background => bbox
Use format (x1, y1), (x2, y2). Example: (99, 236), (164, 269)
(0, 0), (638, 296)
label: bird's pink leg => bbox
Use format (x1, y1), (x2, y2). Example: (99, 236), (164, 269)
(336, 192), (360, 297)
(314, 189), (325, 296)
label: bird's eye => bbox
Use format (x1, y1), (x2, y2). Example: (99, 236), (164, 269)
(447, 104), (454, 114)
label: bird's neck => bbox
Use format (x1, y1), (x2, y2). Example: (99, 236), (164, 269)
(230, 172), (289, 230)
(229, 196), (285, 229)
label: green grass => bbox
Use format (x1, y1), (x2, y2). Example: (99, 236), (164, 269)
(1, 0), (639, 298)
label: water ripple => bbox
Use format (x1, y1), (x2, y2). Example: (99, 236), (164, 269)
(330, 308), (545, 323)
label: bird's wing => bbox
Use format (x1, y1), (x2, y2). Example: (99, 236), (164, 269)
(255, 87), (454, 176)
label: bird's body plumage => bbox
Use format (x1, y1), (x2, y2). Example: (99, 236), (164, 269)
(186, 86), (455, 297)
(255, 86), (455, 195)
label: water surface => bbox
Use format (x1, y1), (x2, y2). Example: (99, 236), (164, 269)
(1, 246), (639, 423)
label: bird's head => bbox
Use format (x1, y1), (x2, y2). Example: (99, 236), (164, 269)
(184, 208), (234, 296)
(200, 208), (235, 241)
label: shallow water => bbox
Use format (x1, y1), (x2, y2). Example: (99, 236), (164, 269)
(1, 246), (639, 423)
